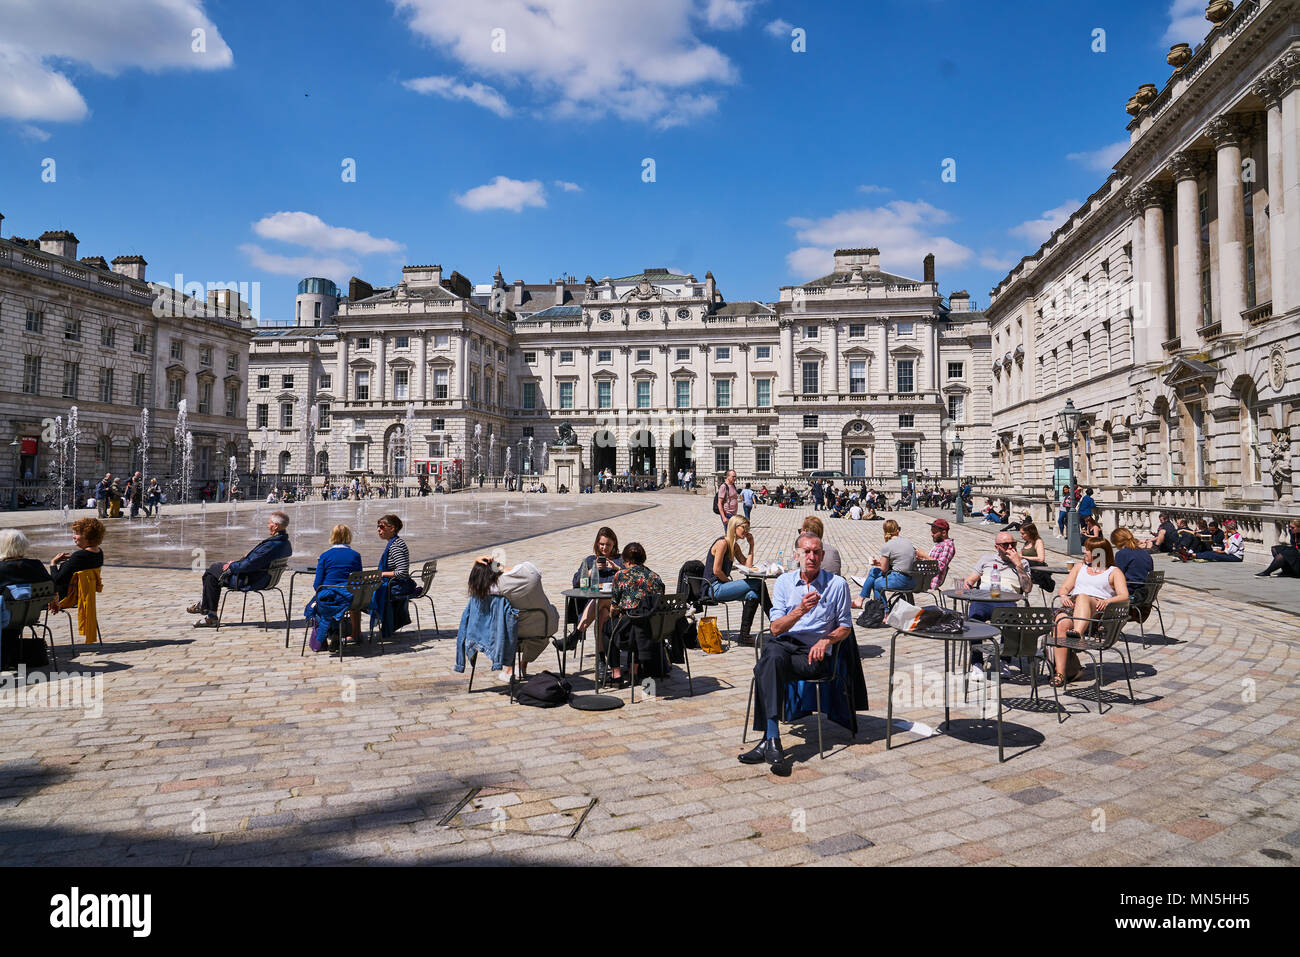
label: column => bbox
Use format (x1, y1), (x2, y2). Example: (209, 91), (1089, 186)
(337, 333), (349, 401)
(779, 317), (794, 396)
(699, 343), (711, 408)
(456, 334), (468, 399)
(545, 348), (555, 408)
(1277, 54), (1300, 313)
(657, 346), (670, 408)
(375, 335), (386, 401)
(930, 321), (940, 394)
(1137, 183), (1170, 357)
(877, 318), (890, 392)
(826, 317), (840, 394)
(416, 333), (427, 401)
(1256, 75), (1288, 313)
(1208, 116), (1247, 336)
(1124, 195), (1146, 365)
(1169, 151), (1203, 344)
(620, 346), (632, 408)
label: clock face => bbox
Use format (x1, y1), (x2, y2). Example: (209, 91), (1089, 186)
(676, 308), (690, 320)
(637, 309), (651, 321)
(598, 310), (612, 322)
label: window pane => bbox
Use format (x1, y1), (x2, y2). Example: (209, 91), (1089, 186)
(755, 448), (771, 472)
(849, 360), (866, 394)
(523, 382), (536, 409)
(715, 380), (730, 407)
(801, 361), (819, 394)
(896, 360), (914, 393)
(636, 381), (650, 409)
(560, 382), (575, 409)
(675, 380), (690, 408)
(756, 379), (770, 407)
(801, 442), (818, 470)
(598, 381), (612, 409)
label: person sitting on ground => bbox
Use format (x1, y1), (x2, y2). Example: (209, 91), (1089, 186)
(190, 511), (292, 627)
(1207, 519), (1225, 550)
(1190, 518), (1244, 562)
(739, 532), (852, 772)
(1049, 537), (1130, 687)
(853, 519), (915, 608)
(1257, 519), (1300, 578)
(1110, 527), (1153, 605)
(979, 499), (999, 524)
(996, 500), (1011, 525)
(604, 541), (665, 686)
(0, 530), (55, 670)
(555, 526), (624, 653)
(798, 516), (841, 576)
(848, 501), (863, 521)
(919, 518), (956, 591)
(49, 517), (106, 608)
(704, 515), (770, 646)
(1172, 517), (1197, 554)
(473, 553), (559, 683)
(960, 530), (1032, 622)
(1140, 512), (1177, 553)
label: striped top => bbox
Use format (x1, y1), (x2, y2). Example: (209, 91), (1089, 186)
(382, 536), (410, 577)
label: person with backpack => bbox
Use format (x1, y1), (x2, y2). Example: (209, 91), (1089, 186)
(715, 470), (738, 530)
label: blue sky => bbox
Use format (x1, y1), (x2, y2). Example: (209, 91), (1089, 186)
(1, 0), (1216, 318)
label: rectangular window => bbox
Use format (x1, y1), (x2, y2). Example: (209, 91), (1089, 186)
(435, 335), (450, 348)
(559, 350), (574, 364)
(318, 403), (331, 428)
(358, 337), (370, 350)
(757, 423), (770, 436)
(716, 424), (729, 436)
(675, 379), (691, 409)
(133, 372), (146, 407)
(523, 351), (536, 364)
(396, 335), (409, 349)
(354, 371), (370, 401)
(523, 381), (537, 410)
(675, 348), (690, 362)
(560, 381), (575, 409)
(25, 310), (43, 333)
(598, 349), (612, 364)
(897, 441), (916, 472)
(802, 325), (818, 340)
(225, 387), (238, 418)
(282, 374), (294, 390)
(170, 340), (183, 361)
(199, 381), (213, 415)
(802, 414), (818, 429)
(755, 378), (771, 407)
(257, 374), (270, 390)
(352, 418), (364, 432)
(314, 301), (321, 319)
(22, 356), (40, 395)
(350, 444), (365, 471)
(470, 376), (478, 401)
(256, 404), (269, 428)
(756, 345), (771, 360)
(947, 361), (964, 379)
(849, 360), (867, 394)
(99, 368), (114, 403)
(635, 380), (651, 409)
(896, 321), (914, 338)
(433, 368), (449, 399)
(133, 333), (148, 354)
(801, 361), (819, 395)
(62, 362), (79, 399)
(896, 360), (914, 393)
(636, 348), (651, 363)
(432, 418), (445, 431)
(715, 379), (730, 407)
(65, 318), (81, 342)
(280, 402), (293, 429)
(755, 447), (771, 472)
(101, 325), (115, 348)
(200, 345), (212, 367)
(714, 447), (730, 473)
(521, 427), (534, 439)
(715, 346), (730, 361)
(394, 369), (409, 400)
(484, 375), (492, 405)
(1245, 242), (1257, 310)
(801, 442), (819, 470)
(597, 380), (612, 409)
(899, 413), (914, 429)
(848, 323), (865, 339)
(319, 374), (331, 391)
(167, 378), (182, 410)
(948, 394), (963, 422)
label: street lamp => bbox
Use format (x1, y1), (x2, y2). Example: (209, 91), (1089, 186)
(9, 438), (20, 511)
(1058, 398), (1083, 556)
(951, 435), (964, 523)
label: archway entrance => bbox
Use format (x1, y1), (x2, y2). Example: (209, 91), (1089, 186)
(591, 430), (616, 474)
(629, 430), (655, 476)
(669, 430), (695, 477)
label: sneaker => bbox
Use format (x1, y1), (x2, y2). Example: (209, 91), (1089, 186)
(999, 661), (1013, 679)
(1255, 570), (1272, 578)
(969, 664), (985, 682)
(495, 670), (513, 685)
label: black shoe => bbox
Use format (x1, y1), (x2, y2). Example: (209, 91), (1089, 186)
(1255, 570), (1273, 578)
(738, 739), (785, 766)
(738, 741), (769, 765)
(552, 629), (581, 652)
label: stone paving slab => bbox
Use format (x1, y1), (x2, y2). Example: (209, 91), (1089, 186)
(1, 492), (1298, 866)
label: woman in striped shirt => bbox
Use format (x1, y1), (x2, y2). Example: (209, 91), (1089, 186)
(370, 513), (413, 640)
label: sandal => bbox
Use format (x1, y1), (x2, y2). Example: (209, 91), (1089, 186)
(1048, 671), (1066, 688)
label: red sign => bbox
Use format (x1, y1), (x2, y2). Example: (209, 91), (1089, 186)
(20, 437), (38, 455)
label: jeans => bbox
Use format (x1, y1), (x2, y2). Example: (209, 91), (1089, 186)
(1194, 552), (1241, 562)
(1057, 510), (1067, 535)
(743, 505), (752, 520)
(709, 579), (759, 605)
(859, 568), (911, 605)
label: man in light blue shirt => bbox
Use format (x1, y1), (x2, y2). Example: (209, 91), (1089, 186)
(740, 483), (756, 519)
(739, 532), (852, 772)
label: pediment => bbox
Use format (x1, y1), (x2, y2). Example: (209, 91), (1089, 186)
(1162, 356), (1218, 389)
(348, 357), (376, 369)
(842, 346), (875, 359)
(890, 344), (924, 357)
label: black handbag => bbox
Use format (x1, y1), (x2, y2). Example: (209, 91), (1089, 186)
(515, 671), (572, 708)
(855, 598), (886, 629)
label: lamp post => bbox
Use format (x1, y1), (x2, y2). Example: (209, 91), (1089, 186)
(1059, 398), (1083, 556)
(952, 435), (964, 524)
(9, 438), (20, 510)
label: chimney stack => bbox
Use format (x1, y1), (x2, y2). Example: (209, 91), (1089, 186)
(111, 254), (147, 282)
(39, 230), (79, 260)
(923, 253), (935, 283)
(705, 270), (716, 302)
(513, 279), (525, 308)
(554, 276), (566, 305)
(949, 290), (970, 313)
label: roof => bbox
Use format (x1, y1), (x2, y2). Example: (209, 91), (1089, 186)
(528, 304), (584, 320)
(609, 268), (694, 283)
(800, 268), (922, 288)
(712, 300), (775, 316)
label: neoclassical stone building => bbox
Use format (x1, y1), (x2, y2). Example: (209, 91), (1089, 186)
(250, 249), (992, 485)
(0, 215), (252, 496)
(986, 0), (1300, 533)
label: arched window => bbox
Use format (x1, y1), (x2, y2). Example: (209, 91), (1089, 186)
(317, 450), (330, 475)
(278, 450), (291, 475)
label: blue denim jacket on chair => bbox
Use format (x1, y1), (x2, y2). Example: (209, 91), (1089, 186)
(455, 595), (519, 672)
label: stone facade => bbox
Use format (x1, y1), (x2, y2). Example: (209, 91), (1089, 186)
(987, 0), (1300, 523)
(250, 251), (992, 486)
(0, 218), (252, 496)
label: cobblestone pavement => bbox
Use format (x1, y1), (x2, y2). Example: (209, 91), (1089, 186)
(2, 492), (1297, 866)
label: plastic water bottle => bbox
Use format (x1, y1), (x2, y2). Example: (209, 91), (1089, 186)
(776, 549), (785, 572)
(989, 567), (1001, 599)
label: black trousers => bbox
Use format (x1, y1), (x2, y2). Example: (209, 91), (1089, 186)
(1265, 545), (1300, 577)
(752, 637), (833, 730)
(200, 562), (228, 614)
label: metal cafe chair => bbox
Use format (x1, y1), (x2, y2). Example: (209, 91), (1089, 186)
(8, 581), (59, 668)
(410, 560), (441, 638)
(1044, 600), (1135, 722)
(1127, 571), (1168, 649)
(989, 605), (1056, 703)
(883, 560), (940, 610)
(741, 639), (859, 760)
(217, 557), (290, 631)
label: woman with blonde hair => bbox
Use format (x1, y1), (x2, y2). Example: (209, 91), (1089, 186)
(704, 514), (769, 645)
(853, 518), (915, 608)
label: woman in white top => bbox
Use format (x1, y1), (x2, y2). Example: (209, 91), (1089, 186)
(1049, 536), (1129, 687)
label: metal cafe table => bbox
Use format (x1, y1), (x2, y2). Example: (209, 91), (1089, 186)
(885, 618), (1009, 762)
(559, 587), (614, 688)
(740, 567), (783, 652)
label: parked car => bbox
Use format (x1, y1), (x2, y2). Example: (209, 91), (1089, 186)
(807, 470), (848, 481)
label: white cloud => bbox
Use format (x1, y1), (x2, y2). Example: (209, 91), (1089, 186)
(16, 123), (52, 142)
(764, 18), (793, 38)
(0, 0), (233, 123)
(252, 212), (404, 256)
(978, 249), (1018, 271)
(554, 180), (582, 192)
(857, 184), (891, 194)
(701, 0), (757, 29)
(393, 0), (737, 128)
(1066, 140), (1128, 172)
(455, 176), (547, 212)
(784, 200), (974, 279)
(402, 75), (512, 117)
(1008, 200), (1082, 245)
(239, 244), (356, 282)
(1162, 0), (1208, 46)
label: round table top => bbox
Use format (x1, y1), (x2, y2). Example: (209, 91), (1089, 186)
(561, 587), (613, 600)
(742, 568), (786, 579)
(942, 588), (1022, 604)
(895, 621), (1001, 642)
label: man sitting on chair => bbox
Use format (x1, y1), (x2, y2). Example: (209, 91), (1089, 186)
(739, 532), (852, 773)
(190, 511), (292, 627)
